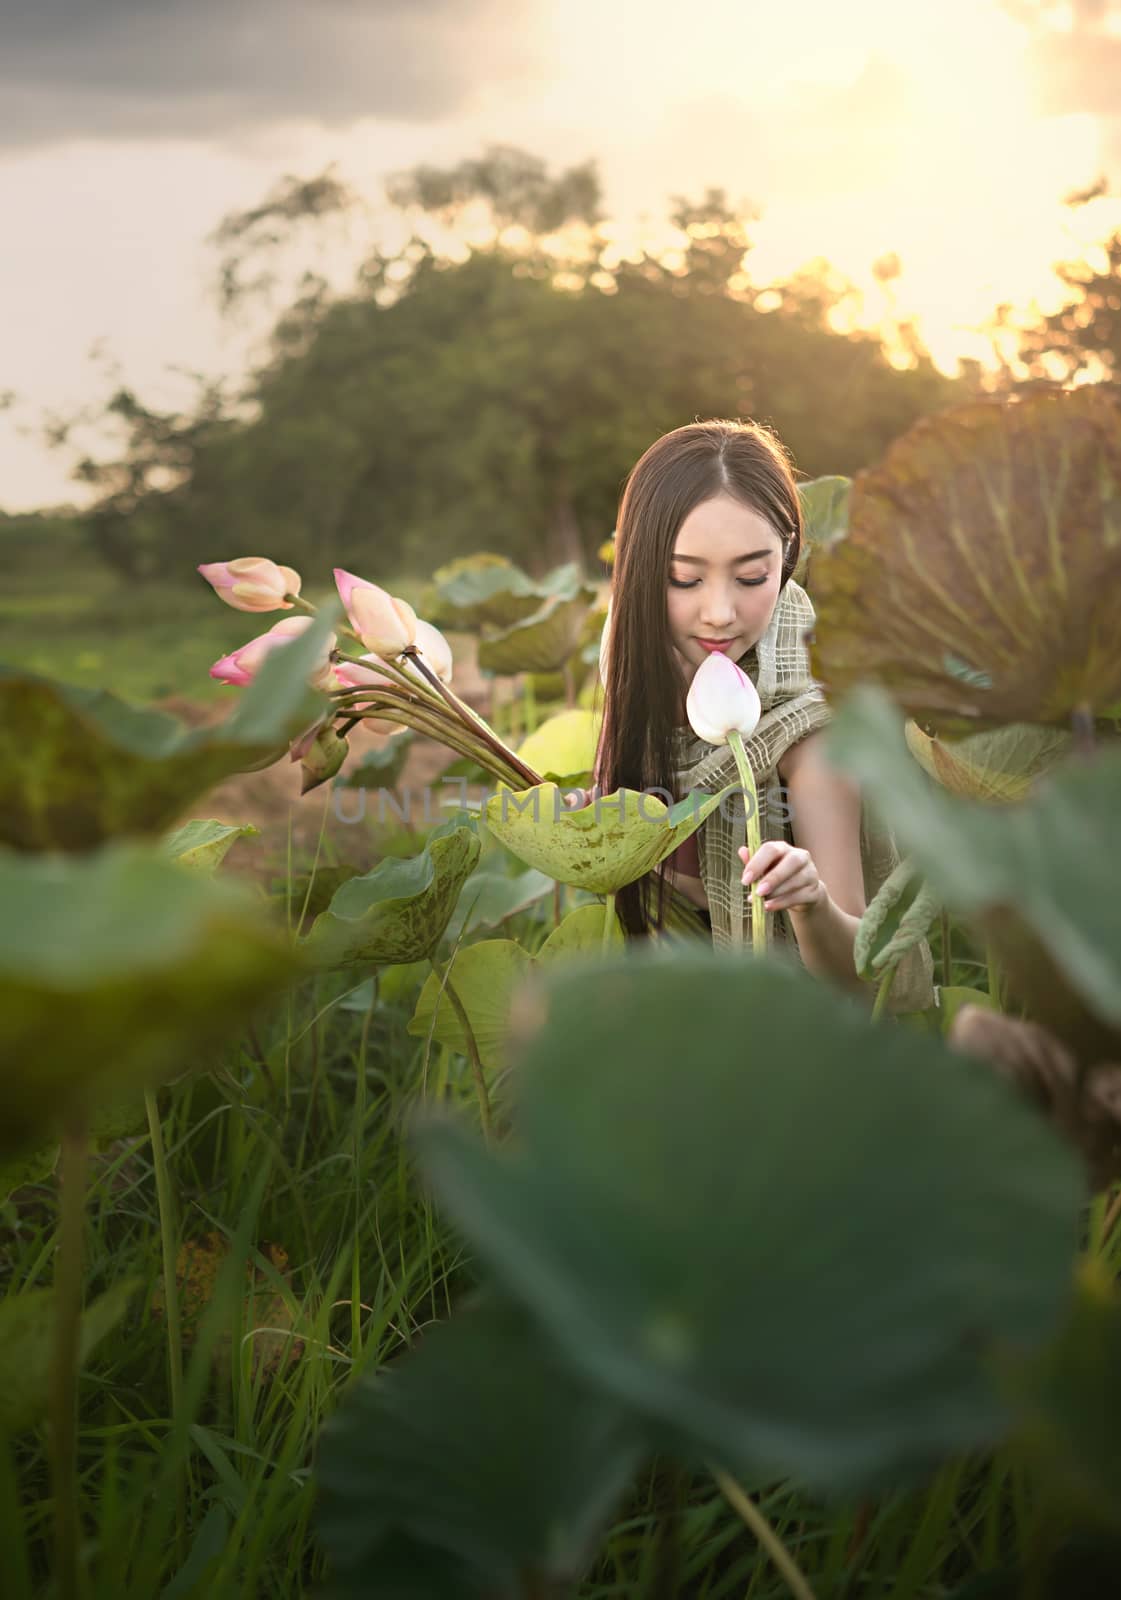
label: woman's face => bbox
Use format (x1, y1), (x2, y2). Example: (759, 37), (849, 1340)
(666, 493), (785, 677)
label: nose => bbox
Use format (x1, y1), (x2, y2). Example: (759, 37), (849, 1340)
(698, 583), (738, 630)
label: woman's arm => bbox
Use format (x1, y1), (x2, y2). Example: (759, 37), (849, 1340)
(739, 731), (867, 992)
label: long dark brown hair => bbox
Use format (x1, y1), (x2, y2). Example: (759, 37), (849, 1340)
(595, 419), (803, 937)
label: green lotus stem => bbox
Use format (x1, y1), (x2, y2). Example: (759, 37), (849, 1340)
(50, 1115), (89, 1600)
(144, 1090), (184, 1493)
(986, 941), (1003, 1010)
(563, 662), (575, 708)
(332, 649), (445, 708)
(524, 672), (537, 735)
(712, 1466), (818, 1600)
(940, 909), (953, 989)
(603, 892), (616, 951)
(726, 730), (766, 956)
(328, 688), (533, 788)
(434, 962), (493, 1142)
(872, 962), (898, 1022)
(399, 647), (543, 788)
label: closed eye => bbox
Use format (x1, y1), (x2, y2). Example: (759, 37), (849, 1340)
(668, 576), (769, 589)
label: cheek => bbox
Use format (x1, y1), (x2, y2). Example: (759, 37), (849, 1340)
(665, 590), (693, 634)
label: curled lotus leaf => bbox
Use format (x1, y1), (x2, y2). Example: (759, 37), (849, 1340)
(477, 587), (598, 676)
(483, 782), (738, 894)
(301, 822), (481, 969)
(809, 388), (1121, 731)
(163, 818), (259, 873)
(904, 722), (1073, 803)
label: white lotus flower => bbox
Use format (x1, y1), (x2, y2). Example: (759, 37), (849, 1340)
(685, 652), (762, 746)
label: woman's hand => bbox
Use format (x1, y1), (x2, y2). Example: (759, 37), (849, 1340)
(738, 840), (826, 916)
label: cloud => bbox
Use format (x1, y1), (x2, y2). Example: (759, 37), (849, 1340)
(0, 0), (537, 149)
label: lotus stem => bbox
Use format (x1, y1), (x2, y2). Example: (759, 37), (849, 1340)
(602, 892), (616, 951)
(726, 731), (766, 956)
(872, 963), (898, 1022)
(432, 961), (493, 1141)
(524, 673), (537, 735)
(400, 647), (542, 788)
(50, 1115), (89, 1600)
(712, 1466), (818, 1600)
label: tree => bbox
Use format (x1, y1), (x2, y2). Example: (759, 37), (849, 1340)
(990, 176), (1121, 384)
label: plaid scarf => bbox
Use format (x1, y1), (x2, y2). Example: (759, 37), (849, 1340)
(669, 579), (933, 1012)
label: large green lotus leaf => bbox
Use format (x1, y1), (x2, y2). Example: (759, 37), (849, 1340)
(0, 606), (335, 851)
(477, 587), (598, 676)
(436, 561), (541, 629)
(0, 843), (303, 1154)
(793, 473), (851, 589)
(904, 722), (1073, 802)
(537, 902), (623, 960)
(317, 1297), (643, 1596)
(483, 782), (738, 894)
(809, 388), (1121, 731)
(409, 907), (621, 1072)
(517, 709), (601, 782)
(163, 819), (259, 874)
(445, 866), (555, 943)
(301, 824), (480, 969)
(827, 688), (1121, 1051)
(0, 1279), (136, 1435)
(415, 952), (1082, 1494)
(408, 940), (531, 1073)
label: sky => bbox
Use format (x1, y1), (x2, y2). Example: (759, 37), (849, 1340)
(2, 0), (1120, 511)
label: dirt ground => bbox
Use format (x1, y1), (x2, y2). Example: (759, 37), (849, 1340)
(163, 633), (498, 884)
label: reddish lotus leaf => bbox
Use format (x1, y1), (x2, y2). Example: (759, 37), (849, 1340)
(810, 388), (1121, 731)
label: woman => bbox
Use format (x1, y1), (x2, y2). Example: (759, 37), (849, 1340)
(593, 418), (932, 1006)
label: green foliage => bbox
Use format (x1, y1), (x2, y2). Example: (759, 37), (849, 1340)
(0, 843), (303, 1153)
(827, 687), (1121, 1054)
(0, 608), (334, 850)
(0, 1280), (136, 1436)
(301, 822), (481, 968)
(163, 818), (259, 873)
(415, 952), (1082, 1496)
(810, 388), (1121, 730)
(482, 782), (738, 894)
(318, 1296), (644, 1598)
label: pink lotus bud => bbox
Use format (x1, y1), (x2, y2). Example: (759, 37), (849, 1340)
(412, 618), (454, 684)
(299, 724), (350, 794)
(334, 568), (417, 654)
(209, 615), (336, 690)
(198, 557), (302, 613)
(685, 652), (762, 746)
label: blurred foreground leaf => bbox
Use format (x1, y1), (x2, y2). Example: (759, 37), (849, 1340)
(0, 844), (303, 1153)
(416, 951), (1082, 1493)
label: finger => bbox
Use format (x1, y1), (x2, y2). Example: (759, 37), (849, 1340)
(739, 841), (784, 882)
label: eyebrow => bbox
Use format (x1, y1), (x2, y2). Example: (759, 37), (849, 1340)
(671, 549), (774, 566)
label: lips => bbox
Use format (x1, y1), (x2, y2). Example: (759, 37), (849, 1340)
(696, 638), (736, 652)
